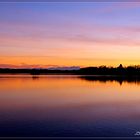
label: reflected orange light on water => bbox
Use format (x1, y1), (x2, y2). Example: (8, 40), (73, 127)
(0, 76), (140, 107)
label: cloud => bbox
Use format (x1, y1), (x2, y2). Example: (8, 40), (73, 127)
(1, 12), (140, 58)
(0, 21), (140, 49)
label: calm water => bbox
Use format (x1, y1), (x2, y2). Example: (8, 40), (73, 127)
(0, 75), (140, 137)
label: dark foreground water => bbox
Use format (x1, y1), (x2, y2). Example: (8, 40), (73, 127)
(0, 75), (140, 138)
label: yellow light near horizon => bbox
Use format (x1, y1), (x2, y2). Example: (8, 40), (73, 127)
(1, 56), (140, 68)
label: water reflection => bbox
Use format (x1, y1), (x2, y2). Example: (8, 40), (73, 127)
(79, 75), (140, 85)
(32, 75), (40, 80)
(0, 75), (140, 137)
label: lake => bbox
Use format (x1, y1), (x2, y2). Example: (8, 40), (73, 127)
(0, 75), (140, 138)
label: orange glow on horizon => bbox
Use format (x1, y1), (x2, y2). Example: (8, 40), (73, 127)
(1, 35), (140, 68)
(1, 56), (140, 68)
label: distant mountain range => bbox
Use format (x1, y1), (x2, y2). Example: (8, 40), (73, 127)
(0, 64), (80, 70)
(47, 66), (80, 70)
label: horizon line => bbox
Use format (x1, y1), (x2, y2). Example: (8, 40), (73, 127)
(1, 64), (140, 69)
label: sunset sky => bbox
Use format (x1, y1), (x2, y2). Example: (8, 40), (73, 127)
(0, 2), (140, 68)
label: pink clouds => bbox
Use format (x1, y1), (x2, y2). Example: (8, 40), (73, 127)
(1, 21), (140, 47)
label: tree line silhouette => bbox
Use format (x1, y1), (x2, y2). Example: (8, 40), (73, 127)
(1, 64), (140, 76)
